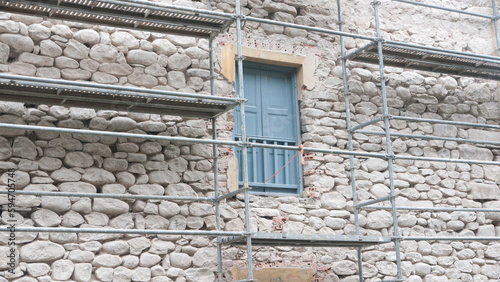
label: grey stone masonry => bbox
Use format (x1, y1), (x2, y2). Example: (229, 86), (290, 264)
(0, 0), (499, 281)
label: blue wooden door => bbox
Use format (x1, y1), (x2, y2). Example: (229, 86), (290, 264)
(234, 62), (302, 195)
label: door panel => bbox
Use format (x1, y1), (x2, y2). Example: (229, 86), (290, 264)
(234, 68), (261, 137)
(261, 72), (295, 140)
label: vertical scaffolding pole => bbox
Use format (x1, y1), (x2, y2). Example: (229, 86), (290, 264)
(235, 0), (253, 279)
(373, 0), (403, 280)
(206, 2), (223, 281)
(336, 0), (364, 280)
(493, 0), (500, 56)
(206, 3), (222, 281)
(209, 37), (224, 282)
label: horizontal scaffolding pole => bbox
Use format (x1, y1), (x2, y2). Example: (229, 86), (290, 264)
(0, 226), (245, 236)
(0, 123), (240, 147)
(391, 116), (500, 130)
(0, 74), (240, 103)
(0, 123), (386, 159)
(248, 142), (387, 158)
(345, 41), (377, 60)
(350, 116), (385, 132)
(362, 205), (500, 213)
(402, 236), (500, 241)
(0, 190), (212, 202)
(356, 195), (394, 208)
(0, 123), (386, 158)
(393, 0), (494, 19)
(6, 123), (499, 164)
(244, 16), (376, 41)
(215, 188), (249, 202)
(357, 130), (500, 146)
(395, 155), (500, 166)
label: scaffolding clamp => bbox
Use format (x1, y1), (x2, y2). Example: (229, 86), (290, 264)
(239, 141), (252, 148)
(376, 75), (389, 84)
(233, 14), (246, 20)
(235, 55), (246, 61)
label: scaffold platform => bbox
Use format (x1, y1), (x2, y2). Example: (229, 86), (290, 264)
(0, 0), (234, 37)
(348, 41), (500, 81)
(221, 233), (392, 247)
(0, 74), (239, 118)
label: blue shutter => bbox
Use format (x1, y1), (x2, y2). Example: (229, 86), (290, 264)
(261, 71), (295, 140)
(234, 67), (261, 137)
(234, 63), (301, 195)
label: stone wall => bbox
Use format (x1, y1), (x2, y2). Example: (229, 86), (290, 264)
(0, 0), (499, 281)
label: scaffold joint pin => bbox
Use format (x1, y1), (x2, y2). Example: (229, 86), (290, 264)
(233, 14), (246, 20)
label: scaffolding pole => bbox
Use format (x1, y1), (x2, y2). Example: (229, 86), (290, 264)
(349, 116), (385, 132)
(373, 0), (403, 280)
(5, 122), (499, 165)
(356, 195), (395, 209)
(0, 226), (244, 236)
(391, 115), (500, 130)
(0, 190), (212, 202)
(235, 0), (253, 279)
(361, 205), (500, 213)
(402, 236), (500, 241)
(337, 0), (363, 280)
(394, 155), (500, 166)
(0, 123), (393, 158)
(244, 16), (375, 41)
(356, 130), (500, 146)
(493, 0), (500, 56)
(352, 115), (500, 132)
(0, 123), (240, 146)
(393, 0), (494, 19)
(344, 41), (377, 60)
(208, 33), (224, 281)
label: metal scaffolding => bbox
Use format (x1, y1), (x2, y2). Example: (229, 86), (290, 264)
(0, 0), (499, 281)
(342, 0), (500, 281)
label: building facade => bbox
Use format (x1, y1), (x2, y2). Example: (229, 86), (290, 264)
(0, 0), (499, 281)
